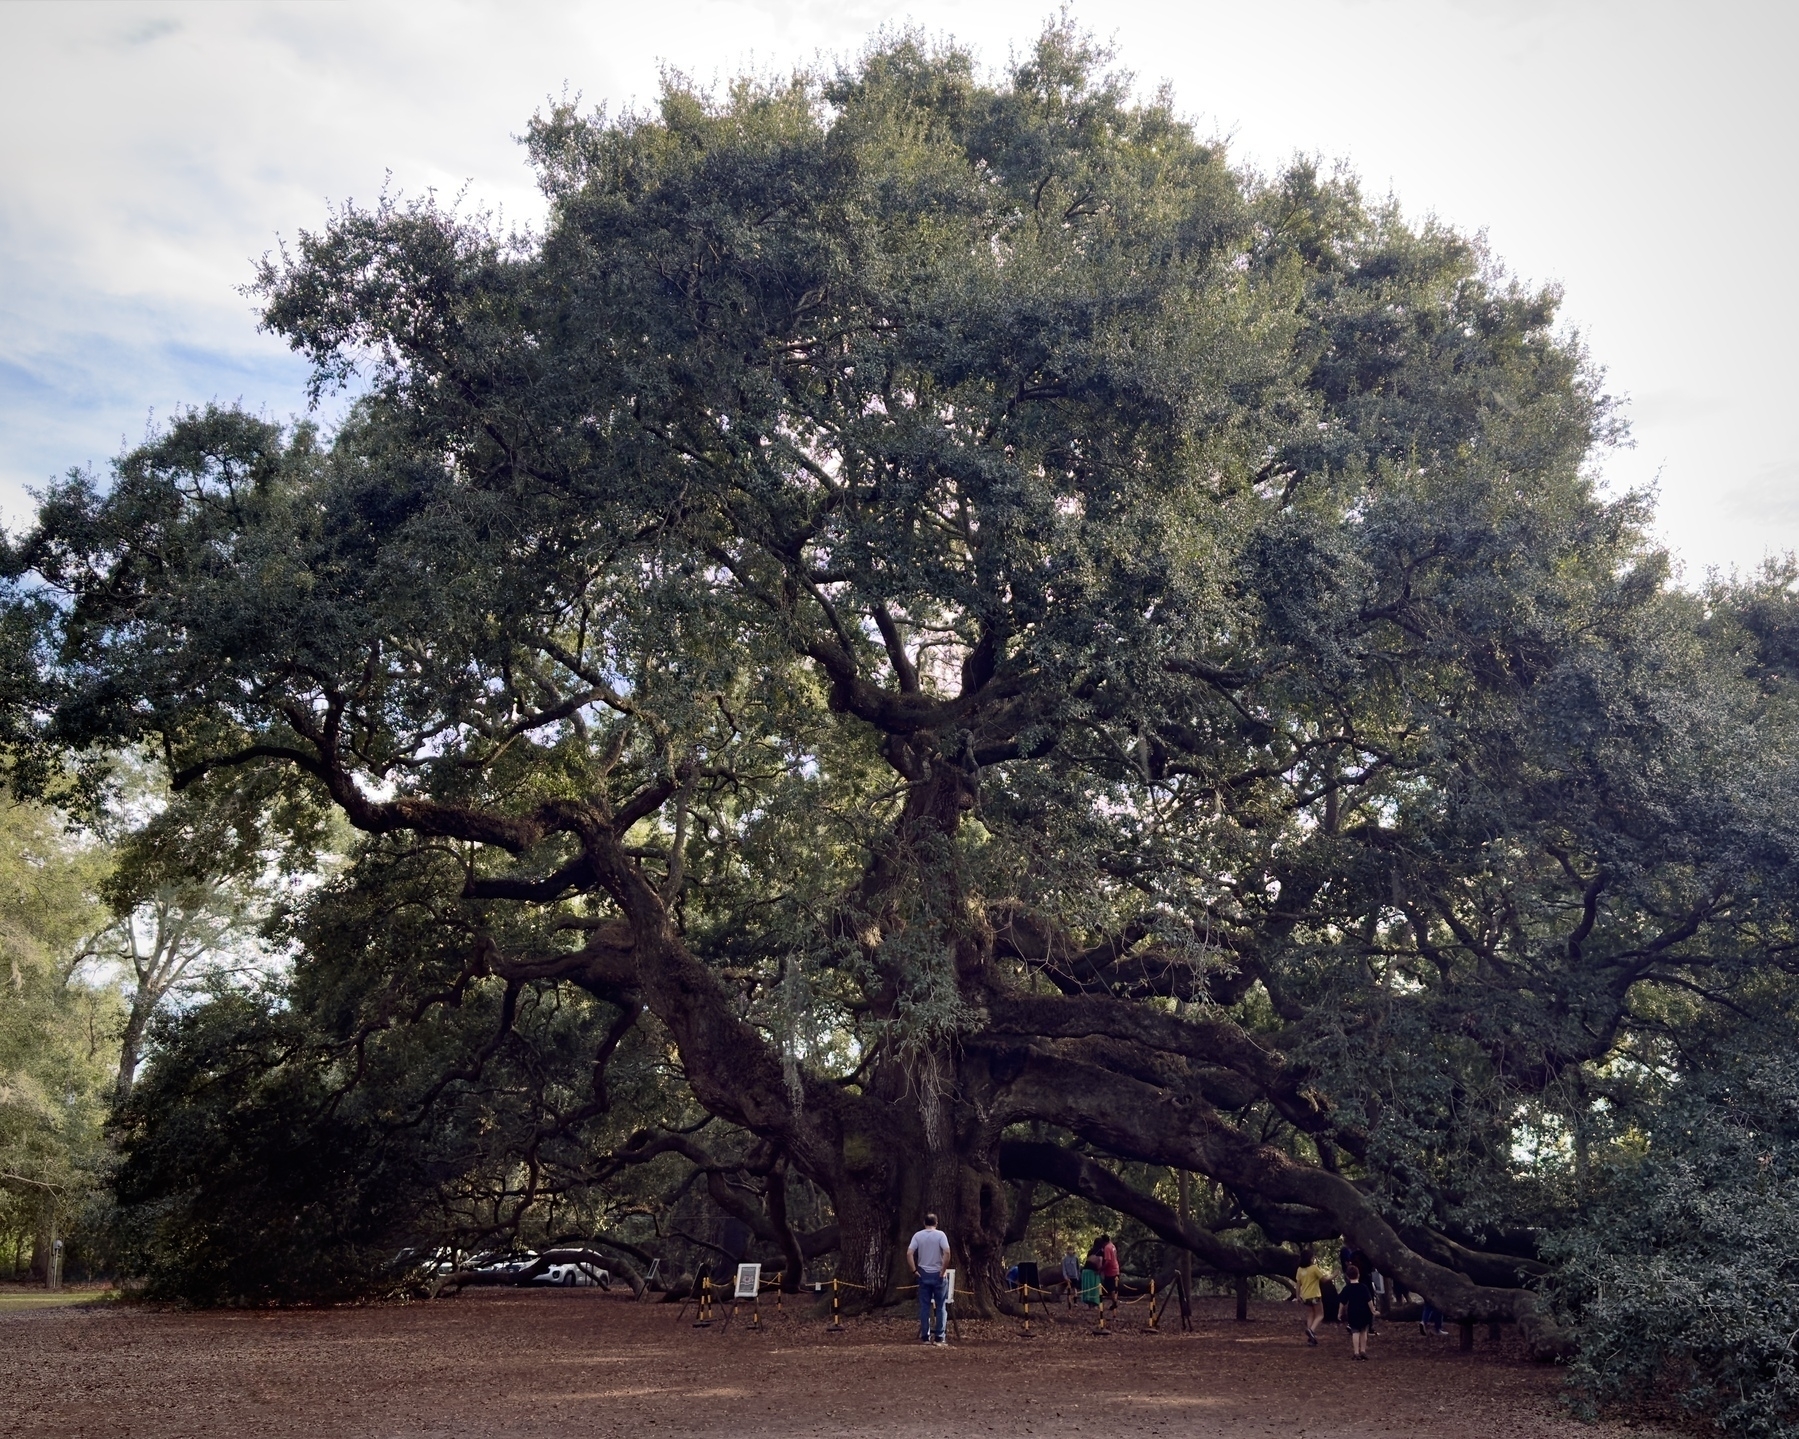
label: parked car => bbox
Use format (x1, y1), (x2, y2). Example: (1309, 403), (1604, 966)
(536, 1262), (610, 1288)
(473, 1252), (538, 1277)
(393, 1246), (456, 1277)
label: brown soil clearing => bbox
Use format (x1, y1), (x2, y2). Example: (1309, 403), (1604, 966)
(3, 1290), (1671, 1438)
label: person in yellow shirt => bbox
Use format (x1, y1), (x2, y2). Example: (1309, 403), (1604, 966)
(1294, 1248), (1328, 1346)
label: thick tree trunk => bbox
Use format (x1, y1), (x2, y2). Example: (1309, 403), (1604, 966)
(808, 1034), (1017, 1317)
(765, 1162), (807, 1291)
(828, 1149), (1013, 1317)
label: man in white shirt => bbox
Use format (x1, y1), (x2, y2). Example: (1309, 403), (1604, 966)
(906, 1213), (953, 1344)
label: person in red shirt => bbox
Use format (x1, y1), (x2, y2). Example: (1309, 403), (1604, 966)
(1097, 1234), (1121, 1308)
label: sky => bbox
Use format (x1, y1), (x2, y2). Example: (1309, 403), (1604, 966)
(1, 0), (1793, 576)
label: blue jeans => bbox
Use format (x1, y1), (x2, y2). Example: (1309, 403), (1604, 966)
(917, 1271), (947, 1340)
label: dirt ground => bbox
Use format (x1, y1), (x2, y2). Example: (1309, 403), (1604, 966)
(4, 1288), (1677, 1438)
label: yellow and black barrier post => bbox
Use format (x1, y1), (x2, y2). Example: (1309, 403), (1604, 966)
(1146, 1277), (1159, 1333)
(694, 1273), (713, 1328)
(775, 1271), (783, 1313)
(1095, 1290), (1111, 1337)
(827, 1276), (846, 1333)
(1021, 1283), (1033, 1337)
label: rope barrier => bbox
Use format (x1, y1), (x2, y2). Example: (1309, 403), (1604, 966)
(681, 1271), (1172, 1339)
(670, 1264), (1487, 1358)
(674, 1265), (794, 1326)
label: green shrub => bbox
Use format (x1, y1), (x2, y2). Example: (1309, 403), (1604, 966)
(1546, 1056), (1799, 1437)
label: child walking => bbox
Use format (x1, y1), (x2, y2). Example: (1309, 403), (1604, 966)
(1340, 1263), (1374, 1360)
(1294, 1248), (1327, 1345)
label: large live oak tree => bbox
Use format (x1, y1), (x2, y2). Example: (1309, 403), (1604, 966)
(14, 27), (1799, 1346)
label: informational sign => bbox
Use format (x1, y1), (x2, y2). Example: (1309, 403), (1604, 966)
(943, 1268), (956, 1305)
(735, 1262), (762, 1300)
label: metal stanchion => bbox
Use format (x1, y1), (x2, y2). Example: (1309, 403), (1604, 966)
(694, 1273), (713, 1327)
(827, 1277), (845, 1333)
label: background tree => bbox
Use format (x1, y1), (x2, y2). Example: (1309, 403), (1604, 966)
(98, 877), (255, 1104)
(11, 23), (1799, 1384)
(87, 763), (311, 1103)
(0, 795), (114, 1281)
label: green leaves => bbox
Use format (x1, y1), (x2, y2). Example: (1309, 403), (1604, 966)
(1544, 1053), (1799, 1436)
(0, 797), (113, 1270)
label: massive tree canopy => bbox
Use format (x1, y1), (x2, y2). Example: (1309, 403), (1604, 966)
(13, 26), (1799, 1349)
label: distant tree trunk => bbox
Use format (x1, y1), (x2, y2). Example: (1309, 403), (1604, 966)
(29, 1200), (55, 1286)
(1177, 1170), (1193, 1296)
(114, 987), (157, 1104)
(1572, 1070), (1591, 1205)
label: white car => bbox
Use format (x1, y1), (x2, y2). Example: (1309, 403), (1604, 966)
(537, 1262), (611, 1288)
